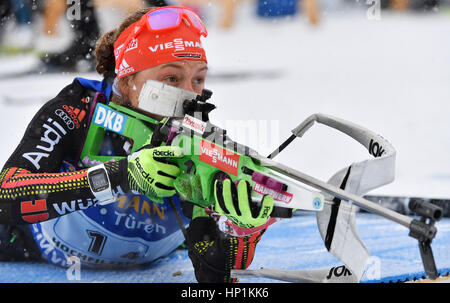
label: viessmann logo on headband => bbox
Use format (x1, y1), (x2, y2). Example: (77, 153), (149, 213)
(148, 37), (203, 54)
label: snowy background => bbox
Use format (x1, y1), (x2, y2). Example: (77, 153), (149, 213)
(0, 0), (449, 282)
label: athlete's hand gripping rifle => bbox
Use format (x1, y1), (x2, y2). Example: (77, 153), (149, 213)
(146, 109), (324, 223)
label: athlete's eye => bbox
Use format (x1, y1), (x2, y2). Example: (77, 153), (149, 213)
(164, 76), (178, 83)
(194, 77), (204, 85)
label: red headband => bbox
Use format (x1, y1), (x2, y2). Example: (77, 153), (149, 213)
(113, 8), (208, 78)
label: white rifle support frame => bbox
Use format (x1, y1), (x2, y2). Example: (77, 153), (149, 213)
(236, 113), (421, 283)
(297, 113), (395, 281)
(169, 108), (434, 282)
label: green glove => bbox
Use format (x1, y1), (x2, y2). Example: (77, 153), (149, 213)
(214, 179), (274, 228)
(127, 145), (183, 203)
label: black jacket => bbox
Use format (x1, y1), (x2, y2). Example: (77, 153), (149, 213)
(0, 78), (266, 282)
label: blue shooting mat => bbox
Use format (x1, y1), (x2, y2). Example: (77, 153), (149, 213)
(0, 212), (449, 283)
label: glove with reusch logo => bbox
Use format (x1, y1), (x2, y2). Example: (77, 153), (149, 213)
(214, 179), (274, 229)
(127, 145), (183, 203)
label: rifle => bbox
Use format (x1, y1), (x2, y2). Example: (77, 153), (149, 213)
(81, 81), (442, 281)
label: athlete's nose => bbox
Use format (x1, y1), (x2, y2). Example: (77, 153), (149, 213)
(179, 79), (195, 93)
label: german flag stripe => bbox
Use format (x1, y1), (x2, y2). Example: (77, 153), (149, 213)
(2, 169), (87, 189)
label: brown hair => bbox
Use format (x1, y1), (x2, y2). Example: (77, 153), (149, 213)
(95, 7), (156, 83)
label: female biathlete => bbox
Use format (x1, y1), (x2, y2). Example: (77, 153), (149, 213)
(0, 6), (275, 283)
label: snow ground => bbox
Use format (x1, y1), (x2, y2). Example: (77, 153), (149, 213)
(0, 212), (449, 283)
(0, 4), (449, 283)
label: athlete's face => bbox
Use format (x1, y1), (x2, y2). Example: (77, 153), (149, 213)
(121, 60), (208, 120)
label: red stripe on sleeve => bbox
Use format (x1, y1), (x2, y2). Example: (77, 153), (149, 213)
(244, 233), (260, 269)
(1, 170), (87, 189)
(234, 237), (246, 269)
